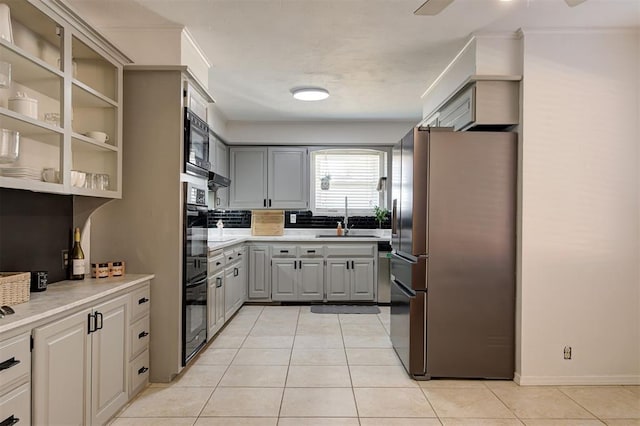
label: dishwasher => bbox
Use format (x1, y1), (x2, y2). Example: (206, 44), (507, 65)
(377, 240), (391, 304)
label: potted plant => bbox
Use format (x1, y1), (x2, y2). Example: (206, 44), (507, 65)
(373, 205), (389, 228)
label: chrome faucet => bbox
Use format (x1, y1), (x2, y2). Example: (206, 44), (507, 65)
(344, 197), (352, 235)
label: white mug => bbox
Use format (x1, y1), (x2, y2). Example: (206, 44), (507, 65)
(85, 131), (109, 143)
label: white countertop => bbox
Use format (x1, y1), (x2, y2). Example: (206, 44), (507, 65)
(208, 229), (391, 251)
(0, 274), (154, 335)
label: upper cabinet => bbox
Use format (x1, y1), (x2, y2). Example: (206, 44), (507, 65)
(0, 0), (129, 198)
(229, 147), (308, 209)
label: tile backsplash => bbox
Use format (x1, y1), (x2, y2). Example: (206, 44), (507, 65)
(0, 188), (73, 283)
(208, 209), (391, 229)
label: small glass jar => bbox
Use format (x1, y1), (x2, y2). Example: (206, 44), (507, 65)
(91, 263), (109, 278)
(110, 261), (125, 277)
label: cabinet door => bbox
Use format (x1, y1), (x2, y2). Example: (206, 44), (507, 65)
(33, 308), (92, 426)
(224, 267), (237, 319)
(214, 140), (229, 208)
(249, 246), (271, 299)
(326, 259), (350, 301)
(229, 147), (268, 208)
(236, 262), (247, 310)
(215, 275), (225, 326)
(299, 259), (324, 301)
(271, 259), (297, 301)
(351, 258), (375, 301)
(208, 270), (224, 337)
(91, 295), (129, 425)
(268, 147), (308, 209)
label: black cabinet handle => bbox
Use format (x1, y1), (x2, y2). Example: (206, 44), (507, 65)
(299, 261), (302, 269)
(216, 261), (221, 266)
(0, 357), (20, 371)
(138, 297), (149, 305)
(307, 250), (316, 253)
(87, 313), (96, 334)
(263, 199), (266, 207)
(138, 331), (149, 339)
(95, 312), (104, 331)
(0, 415), (20, 426)
(234, 267), (239, 277)
(228, 256), (234, 261)
(138, 366), (149, 375)
(280, 250), (289, 253)
(346, 261), (350, 270)
(238, 252), (242, 257)
(216, 277), (223, 288)
(268, 199), (272, 207)
(352, 261), (355, 269)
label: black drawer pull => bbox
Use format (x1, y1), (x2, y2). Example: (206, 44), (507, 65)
(138, 366), (149, 375)
(216, 261), (221, 266)
(238, 252), (242, 256)
(138, 297), (149, 305)
(138, 331), (149, 339)
(0, 357), (20, 371)
(307, 250), (316, 253)
(216, 277), (223, 288)
(0, 415), (20, 426)
(280, 250), (289, 253)
(228, 256), (234, 261)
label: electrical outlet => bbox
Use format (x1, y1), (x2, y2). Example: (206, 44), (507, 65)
(290, 213), (297, 224)
(564, 346), (572, 360)
(61, 249), (69, 269)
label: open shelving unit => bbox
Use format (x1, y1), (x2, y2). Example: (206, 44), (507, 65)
(0, 0), (129, 198)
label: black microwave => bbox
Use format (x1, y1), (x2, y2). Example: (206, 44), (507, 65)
(184, 108), (210, 178)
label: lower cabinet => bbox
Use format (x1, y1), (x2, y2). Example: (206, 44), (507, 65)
(326, 258), (375, 301)
(224, 246), (246, 320)
(272, 258), (324, 302)
(0, 332), (31, 426)
(33, 295), (129, 425)
(249, 245), (271, 300)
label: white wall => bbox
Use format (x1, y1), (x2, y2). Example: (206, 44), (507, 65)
(517, 29), (640, 385)
(225, 121), (414, 145)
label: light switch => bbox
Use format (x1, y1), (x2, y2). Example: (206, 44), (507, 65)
(291, 214), (297, 224)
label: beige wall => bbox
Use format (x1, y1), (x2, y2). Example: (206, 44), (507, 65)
(517, 29), (640, 385)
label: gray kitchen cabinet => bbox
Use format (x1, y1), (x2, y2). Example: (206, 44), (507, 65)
(0, 333), (31, 426)
(33, 294), (129, 425)
(208, 250), (225, 338)
(210, 138), (229, 208)
(271, 259), (297, 301)
(271, 245), (324, 302)
(224, 246), (246, 320)
(229, 147), (308, 209)
(249, 245), (271, 300)
(326, 258), (375, 301)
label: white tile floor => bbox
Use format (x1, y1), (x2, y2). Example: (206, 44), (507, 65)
(111, 305), (640, 426)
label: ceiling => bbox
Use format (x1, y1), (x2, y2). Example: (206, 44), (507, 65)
(67, 0), (639, 123)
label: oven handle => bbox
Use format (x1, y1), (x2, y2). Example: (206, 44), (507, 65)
(392, 279), (416, 298)
(186, 274), (208, 288)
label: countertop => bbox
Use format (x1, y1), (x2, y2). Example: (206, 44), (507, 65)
(0, 274), (154, 335)
(208, 231), (390, 251)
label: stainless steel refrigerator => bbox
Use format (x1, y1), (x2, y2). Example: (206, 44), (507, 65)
(390, 127), (516, 380)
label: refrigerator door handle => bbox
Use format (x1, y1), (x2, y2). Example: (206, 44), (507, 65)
(392, 279), (416, 298)
(391, 198), (398, 236)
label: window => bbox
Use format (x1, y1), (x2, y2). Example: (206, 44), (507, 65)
(310, 149), (386, 215)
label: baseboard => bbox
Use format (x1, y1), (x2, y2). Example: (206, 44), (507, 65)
(515, 373), (640, 386)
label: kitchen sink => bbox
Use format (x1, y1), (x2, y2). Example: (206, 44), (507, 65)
(316, 234), (379, 238)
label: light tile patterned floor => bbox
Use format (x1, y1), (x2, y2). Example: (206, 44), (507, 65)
(112, 305), (640, 426)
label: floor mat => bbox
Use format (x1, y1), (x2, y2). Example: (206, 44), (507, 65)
(310, 305), (381, 314)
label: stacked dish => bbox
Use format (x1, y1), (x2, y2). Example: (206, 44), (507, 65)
(0, 166), (42, 180)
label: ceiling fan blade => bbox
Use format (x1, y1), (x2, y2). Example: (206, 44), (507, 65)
(564, 0), (588, 7)
(414, 0), (455, 15)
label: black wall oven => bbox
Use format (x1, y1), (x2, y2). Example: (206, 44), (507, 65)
(184, 107), (210, 178)
(182, 182), (208, 365)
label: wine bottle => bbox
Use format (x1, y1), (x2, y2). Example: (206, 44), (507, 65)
(71, 227), (85, 280)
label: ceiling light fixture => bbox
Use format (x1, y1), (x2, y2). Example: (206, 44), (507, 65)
(291, 87), (330, 101)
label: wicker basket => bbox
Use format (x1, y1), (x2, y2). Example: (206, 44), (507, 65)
(0, 272), (30, 305)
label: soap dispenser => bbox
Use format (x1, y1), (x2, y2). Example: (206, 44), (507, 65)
(336, 222), (343, 236)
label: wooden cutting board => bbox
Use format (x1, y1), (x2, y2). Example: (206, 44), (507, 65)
(251, 210), (285, 236)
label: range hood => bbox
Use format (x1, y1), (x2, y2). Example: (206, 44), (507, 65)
(208, 171), (231, 190)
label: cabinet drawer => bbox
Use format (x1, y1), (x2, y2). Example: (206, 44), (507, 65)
(130, 284), (151, 323)
(0, 333), (30, 390)
(271, 245), (297, 257)
(208, 253), (226, 274)
(129, 315), (150, 360)
(299, 245), (324, 257)
(129, 349), (149, 396)
(0, 383), (30, 426)
(325, 244), (375, 257)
